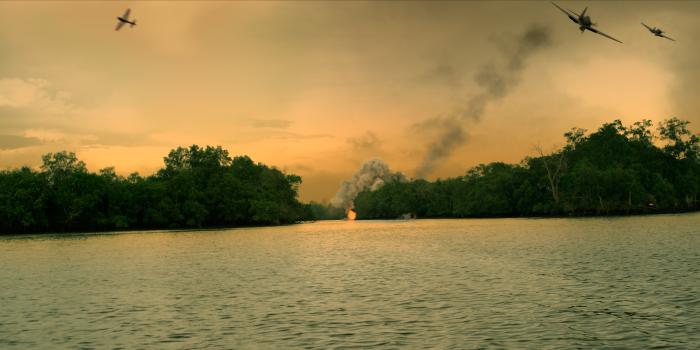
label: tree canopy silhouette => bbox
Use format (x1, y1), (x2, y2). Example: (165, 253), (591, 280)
(354, 118), (700, 218)
(0, 145), (307, 234)
(2, 119), (698, 234)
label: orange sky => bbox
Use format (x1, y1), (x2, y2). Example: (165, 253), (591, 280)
(0, 1), (698, 202)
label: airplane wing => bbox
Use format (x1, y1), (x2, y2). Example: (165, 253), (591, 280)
(115, 20), (125, 31)
(661, 34), (676, 41)
(586, 26), (623, 43)
(551, 2), (580, 24)
(122, 8), (131, 21)
(641, 22), (653, 32)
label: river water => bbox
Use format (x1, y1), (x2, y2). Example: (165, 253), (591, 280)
(1, 213), (699, 349)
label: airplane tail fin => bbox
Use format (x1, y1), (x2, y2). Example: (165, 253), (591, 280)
(581, 6), (588, 16)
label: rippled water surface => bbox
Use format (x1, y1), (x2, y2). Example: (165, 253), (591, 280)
(1, 213), (700, 349)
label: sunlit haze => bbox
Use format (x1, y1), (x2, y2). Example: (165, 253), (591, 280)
(1, 1), (698, 201)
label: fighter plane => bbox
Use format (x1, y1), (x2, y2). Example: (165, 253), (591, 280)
(115, 8), (136, 31)
(551, 2), (622, 44)
(641, 23), (675, 41)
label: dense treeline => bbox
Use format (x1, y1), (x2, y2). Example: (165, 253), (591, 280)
(355, 118), (700, 218)
(0, 145), (308, 234)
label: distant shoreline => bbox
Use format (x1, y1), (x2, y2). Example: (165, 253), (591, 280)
(3, 210), (698, 237)
(0, 221), (304, 237)
(351, 208), (700, 221)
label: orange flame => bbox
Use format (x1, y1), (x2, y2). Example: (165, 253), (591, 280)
(346, 208), (357, 220)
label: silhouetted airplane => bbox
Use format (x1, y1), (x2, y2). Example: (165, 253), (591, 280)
(115, 8), (136, 31)
(551, 2), (622, 44)
(641, 23), (675, 41)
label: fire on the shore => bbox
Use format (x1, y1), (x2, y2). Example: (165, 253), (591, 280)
(346, 208), (357, 221)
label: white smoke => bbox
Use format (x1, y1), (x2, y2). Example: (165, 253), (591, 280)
(331, 158), (405, 209)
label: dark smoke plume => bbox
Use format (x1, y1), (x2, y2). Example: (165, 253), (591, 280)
(414, 25), (552, 178)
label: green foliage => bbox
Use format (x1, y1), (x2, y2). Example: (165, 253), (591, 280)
(658, 117), (700, 160)
(0, 145), (307, 234)
(355, 119), (700, 219)
(41, 151), (87, 184)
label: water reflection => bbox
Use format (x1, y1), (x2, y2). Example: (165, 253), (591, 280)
(1, 213), (699, 348)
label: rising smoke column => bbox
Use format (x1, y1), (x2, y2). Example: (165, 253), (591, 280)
(331, 158), (405, 209)
(414, 25), (552, 178)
